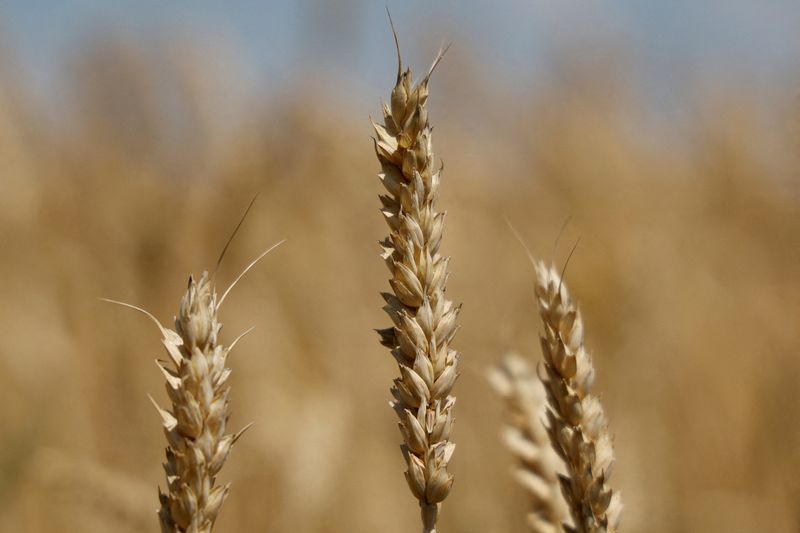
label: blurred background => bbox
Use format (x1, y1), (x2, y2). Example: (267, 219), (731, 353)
(1, 1), (798, 532)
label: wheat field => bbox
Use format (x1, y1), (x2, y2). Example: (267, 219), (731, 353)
(0, 12), (799, 533)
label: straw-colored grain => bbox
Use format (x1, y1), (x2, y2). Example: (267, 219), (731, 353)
(372, 31), (459, 533)
(148, 271), (242, 533)
(103, 239), (283, 532)
(534, 262), (622, 532)
(104, 273), (242, 532)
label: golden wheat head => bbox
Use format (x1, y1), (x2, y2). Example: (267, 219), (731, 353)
(534, 262), (622, 533)
(372, 25), (459, 533)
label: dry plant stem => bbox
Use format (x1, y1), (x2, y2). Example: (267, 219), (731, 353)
(489, 354), (568, 533)
(534, 263), (622, 533)
(373, 44), (459, 533)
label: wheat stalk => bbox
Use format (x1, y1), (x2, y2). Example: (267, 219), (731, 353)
(489, 353), (569, 533)
(103, 241), (282, 533)
(372, 25), (459, 533)
(534, 262), (622, 532)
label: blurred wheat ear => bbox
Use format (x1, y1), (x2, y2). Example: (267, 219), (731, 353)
(489, 353), (570, 533)
(372, 21), (459, 533)
(102, 240), (283, 533)
(533, 262), (622, 532)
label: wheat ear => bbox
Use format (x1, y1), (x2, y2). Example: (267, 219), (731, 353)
(103, 275), (237, 532)
(103, 242), (282, 533)
(372, 30), (459, 533)
(153, 271), (242, 533)
(534, 262), (622, 532)
(489, 353), (569, 533)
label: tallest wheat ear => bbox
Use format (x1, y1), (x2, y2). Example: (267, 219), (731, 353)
(372, 34), (460, 533)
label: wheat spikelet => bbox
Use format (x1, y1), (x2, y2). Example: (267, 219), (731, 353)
(372, 27), (459, 533)
(489, 353), (569, 533)
(534, 262), (622, 532)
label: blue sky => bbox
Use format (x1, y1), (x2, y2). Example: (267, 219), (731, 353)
(2, 1), (798, 105)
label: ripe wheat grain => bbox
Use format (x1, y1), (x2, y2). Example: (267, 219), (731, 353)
(372, 27), (459, 533)
(534, 262), (622, 532)
(104, 242), (282, 533)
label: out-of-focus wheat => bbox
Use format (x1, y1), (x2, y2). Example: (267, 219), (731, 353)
(534, 262), (622, 532)
(489, 353), (569, 533)
(372, 30), (459, 533)
(23, 447), (153, 532)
